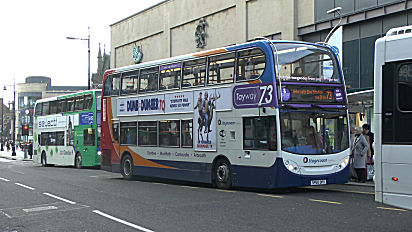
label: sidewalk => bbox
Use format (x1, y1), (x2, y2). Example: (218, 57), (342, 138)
(0, 148), (32, 161)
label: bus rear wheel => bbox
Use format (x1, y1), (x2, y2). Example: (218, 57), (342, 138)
(75, 153), (82, 169)
(41, 152), (47, 167)
(213, 158), (232, 189)
(121, 154), (134, 180)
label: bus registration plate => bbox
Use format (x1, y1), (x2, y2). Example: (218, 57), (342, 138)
(310, 179), (327, 186)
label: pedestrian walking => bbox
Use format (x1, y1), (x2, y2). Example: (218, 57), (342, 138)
(28, 141), (33, 159)
(351, 129), (369, 183)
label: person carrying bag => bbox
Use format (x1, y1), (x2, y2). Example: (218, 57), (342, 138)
(350, 130), (369, 183)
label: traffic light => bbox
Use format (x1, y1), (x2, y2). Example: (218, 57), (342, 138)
(22, 125), (29, 136)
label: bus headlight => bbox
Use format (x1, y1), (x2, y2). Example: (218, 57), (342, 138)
(285, 160), (300, 174)
(338, 157), (349, 169)
(97, 151), (102, 156)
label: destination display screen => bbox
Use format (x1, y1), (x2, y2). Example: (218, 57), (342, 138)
(280, 84), (344, 104)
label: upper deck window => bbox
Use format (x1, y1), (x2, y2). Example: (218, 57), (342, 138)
(237, 48), (266, 81)
(103, 74), (121, 96)
(182, 58), (206, 88)
(160, 63), (181, 90)
(208, 53), (235, 85)
(275, 44), (341, 84)
(121, 70), (139, 95)
(139, 67), (159, 93)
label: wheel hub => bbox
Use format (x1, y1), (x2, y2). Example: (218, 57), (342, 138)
(217, 164), (229, 182)
(124, 159), (132, 176)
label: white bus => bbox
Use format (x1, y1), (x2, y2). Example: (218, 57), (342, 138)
(374, 25), (412, 210)
(101, 40), (350, 189)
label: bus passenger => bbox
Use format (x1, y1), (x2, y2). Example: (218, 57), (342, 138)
(306, 126), (321, 151)
(292, 67), (303, 77)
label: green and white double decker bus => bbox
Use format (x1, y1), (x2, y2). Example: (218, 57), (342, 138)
(33, 90), (102, 168)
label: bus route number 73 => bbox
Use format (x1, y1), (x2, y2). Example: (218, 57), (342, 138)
(259, 85), (273, 105)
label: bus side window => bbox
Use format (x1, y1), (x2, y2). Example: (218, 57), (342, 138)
(139, 67), (159, 93)
(208, 52), (235, 85)
(159, 120), (180, 147)
(41, 102), (50, 116)
(243, 116), (276, 150)
(112, 123), (119, 143)
(84, 128), (96, 146)
(121, 71), (139, 95)
(111, 74), (121, 96)
(49, 101), (58, 115)
(237, 48), (266, 81)
(66, 98), (75, 112)
(181, 120), (193, 148)
(138, 121), (157, 146)
(34, 103), (42, 116)
(182, 58), (206, 87)
(75, 96), (84, 111)
(84, 94), (93, 110)
(160, 64), (181, 90)
(103, 75), (113, 96)
(120, 122), (137, 145)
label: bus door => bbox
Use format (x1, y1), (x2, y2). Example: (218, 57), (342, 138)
(381, 61), (412, 197)
(111, 121), (120, 162)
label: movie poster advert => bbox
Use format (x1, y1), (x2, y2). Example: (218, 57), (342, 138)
(193, 88), (230, 151)
(165, 92), (193, 114)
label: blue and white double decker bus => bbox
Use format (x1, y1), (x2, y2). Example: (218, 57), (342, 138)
(100, 39), (350, 189)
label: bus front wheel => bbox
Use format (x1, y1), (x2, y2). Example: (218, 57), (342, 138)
(75, 153), (82, 169)
(121, 154), (134, 180)
(213, 158), (232, 189)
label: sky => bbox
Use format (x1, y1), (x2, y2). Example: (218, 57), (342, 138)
(0, 0), (163, 103)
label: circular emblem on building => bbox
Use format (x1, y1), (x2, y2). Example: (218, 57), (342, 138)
(133, 45), (143, 64)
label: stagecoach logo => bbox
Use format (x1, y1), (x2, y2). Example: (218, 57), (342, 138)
(303, 157), (308, 163)
(303, 157), (328, 164)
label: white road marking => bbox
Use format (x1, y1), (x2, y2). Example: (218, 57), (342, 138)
(43, 193), (76, 205)
(15, 183), (35, 190)
(23, 205), (58, 213)
(93, 210), (155, 232)
(0, 177), (10, 182)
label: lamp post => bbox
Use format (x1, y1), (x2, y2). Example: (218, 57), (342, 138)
(67, 26), (91, 90)
(4, 79), (16, 156)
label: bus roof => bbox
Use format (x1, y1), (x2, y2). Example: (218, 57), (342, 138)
(105, 40), (332, 76)
(35, 89), (101, 104)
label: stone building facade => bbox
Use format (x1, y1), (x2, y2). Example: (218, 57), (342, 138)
(110, 0), (314, 68)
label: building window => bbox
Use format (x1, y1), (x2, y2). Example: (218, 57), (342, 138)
(159, 120), (180, 147)
(237, 48), (266, 81)
(160, 63), (181, 90)
(138, 121), (157, 146)
(208, 53), (235, 85)
(139, 67), (159, 93)
(120, 122), (137, 145)
(243, 116), (276, 150)
(181, 119), (193, 148)
(182, 58), (206, 88)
